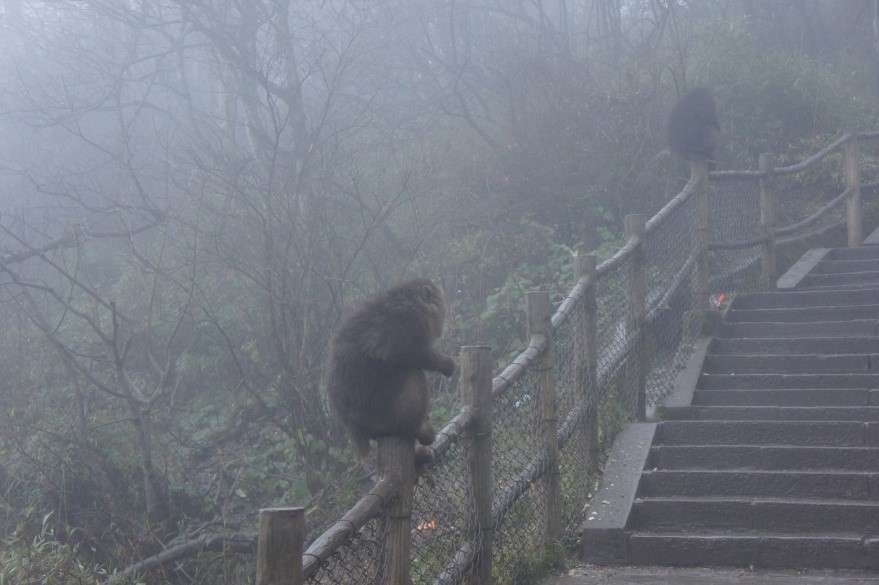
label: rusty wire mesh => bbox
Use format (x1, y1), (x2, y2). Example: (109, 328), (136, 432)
(709, 177), (763, 294)
(411, 438), (471, 583)
(554, 307), (598, 542)
(304, 516), (389, 585)
(594, 256), (639, 416)
(297, 150), (862, 585)
(709, 150), (852, 295)
(490, 364), (548, 582)
(643, 190), (698, 406)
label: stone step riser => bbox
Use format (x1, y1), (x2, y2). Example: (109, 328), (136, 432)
(662, 405), (879, 421)
(827, 246), (879, 260)
(813, 259), (879, 274)
(719, 320), (878, 338)
(710, 338), (879, 355)
(648, 445), (879, 471)
(656, 420), (879, 447)
(630, 499), (879, 533)
(692, 388), (876, 406)
(625, 534), (879, 570)
(733, 289), (879, 309)
(703, 354), (875, 373)
(583, 240), (879, 572)
(727, 305), (879, 323)
(800, 282), (879, 291)
(698, 372), (879, 389)
(638, 470), (879, 500)
(802, 270), (879, 286)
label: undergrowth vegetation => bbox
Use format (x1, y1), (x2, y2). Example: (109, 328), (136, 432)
(2, 1), (879, 583)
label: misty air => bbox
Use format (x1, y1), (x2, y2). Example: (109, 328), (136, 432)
(3, 2), (879, 585)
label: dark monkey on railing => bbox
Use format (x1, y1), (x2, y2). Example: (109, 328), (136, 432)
(327, 279), (456, 467)
(667, 87), (720, 164)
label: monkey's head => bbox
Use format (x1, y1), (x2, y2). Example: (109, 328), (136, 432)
(394, 278), (446, 339)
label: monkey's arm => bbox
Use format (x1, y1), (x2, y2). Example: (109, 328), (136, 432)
(384, 347), (456, 377)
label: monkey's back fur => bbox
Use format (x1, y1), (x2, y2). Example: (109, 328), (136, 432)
(327, 279), (454, 460)
(667, 87), (720, 162)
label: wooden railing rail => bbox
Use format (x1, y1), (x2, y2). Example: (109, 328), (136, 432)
(302, 478), (396, 579)
(250, 130), (876, 585)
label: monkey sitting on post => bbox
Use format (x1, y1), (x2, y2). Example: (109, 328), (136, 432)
(667, 87), (721, 166)
(327, 279), (456, 468)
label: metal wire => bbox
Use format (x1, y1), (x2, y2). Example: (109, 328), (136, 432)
(298, 155), (858, 584)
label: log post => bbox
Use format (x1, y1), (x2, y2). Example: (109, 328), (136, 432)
(256, 507), (305, 585)
(759, 153), (777, 289)
(844, 134), (863, 247)
(575, 246), (599, 471)
(377, 436), (415, 585)
(460, 345), (494, 585)
(527, 290), (562, 549)
(692, 160), (711, 310)
(625, 214), (648, 422)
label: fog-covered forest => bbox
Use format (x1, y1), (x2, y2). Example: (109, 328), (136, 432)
(2, 1), (879, 583)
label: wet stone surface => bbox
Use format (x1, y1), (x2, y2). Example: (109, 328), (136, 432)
(549, 565), (879, 585)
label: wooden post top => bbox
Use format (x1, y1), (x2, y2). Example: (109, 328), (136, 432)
(624, 214), (646, 239)
(256, 507), (305, 585)
(575, 244), (597, 278)
(527, 290), (551, 339)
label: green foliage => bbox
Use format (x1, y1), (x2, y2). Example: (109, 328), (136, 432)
(0, 511), (107, 585)
(497, 540), (566, 585)
(691, 19), (879, 164)
(430, 219), (577, 361)
(6, 3), (879, 584)
(480, 225), (576, 360)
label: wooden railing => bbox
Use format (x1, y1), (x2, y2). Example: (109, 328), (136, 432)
(151, 131), (874, 585)
(251, 131), (877, 585)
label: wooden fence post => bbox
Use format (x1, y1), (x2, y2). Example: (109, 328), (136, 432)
(844, 134), (863, 247)
(256, 507), (305, 585)
(759, 153), (777, 288)
(377, 436), (415, 585)
(624, 214), (648, 422)
(692, 160), (711, 310)
(575, 246), (599, 471)
(460, 345), (493, 585)
(527, 290), (562, 549)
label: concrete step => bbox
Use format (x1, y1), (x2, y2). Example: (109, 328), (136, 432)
(710, 337), (879, 355)
(698, 372), (879, 389)
(638, 470), (879, 500)
(648, 445), (879, 471)
(733, 289), (879, 309)
(662, 405), (879, 421)
(692, 388), (876, 406)
(703, 353), (875, 374)
(582, 243), (879, 573)
(799, 281), (879, 291)
(655, 420), (876, 447)
(827, 246), (879, 261)
(719, 320), (878, 339)
(630, 497), (879, 533)
(801, 270), (879, 287)
(625, 532), (878, 569)
(726, 305), (879, 323)
(813, 258), (879, 274)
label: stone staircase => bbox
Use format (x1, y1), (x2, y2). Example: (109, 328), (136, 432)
(581, 243), (879, 570)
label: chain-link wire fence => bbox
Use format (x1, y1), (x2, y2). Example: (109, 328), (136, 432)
(643, 188), (699, 406)
(287, 135), (875, 585)
(305, 516), (389, 585)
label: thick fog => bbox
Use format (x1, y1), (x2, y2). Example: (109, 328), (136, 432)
(1, 2), (878, 584)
